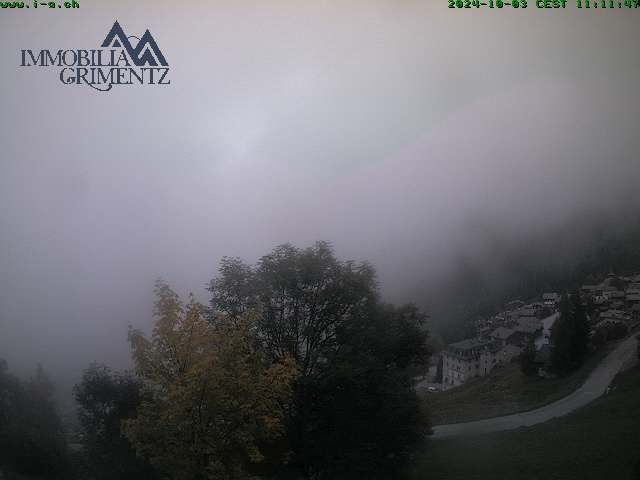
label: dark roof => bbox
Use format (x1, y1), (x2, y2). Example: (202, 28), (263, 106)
(449, 339), (489, 350)
(594, 319), (627, 329)
(500, 344), (522, 356)
(581, 285), (600, 291)
(506, 300), (525, 308)
(601, 309), (629, 320)
(516, 317), (543, 334)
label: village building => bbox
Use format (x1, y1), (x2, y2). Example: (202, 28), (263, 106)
(441, 339), (500, 389)
(599, 309), (631, 323)
(593, 294), (609, 306)
(497, 344), (522, 364)
(542, 292), (561, 307)
(611, 300), (626, 311)
(518, 306), (538, 318)
(625, 289), (640, 308)
(604, 290), (625, 301)
(593, 317), (628, 331)
(506, 317), (543, 347)
(505, 299), (525, 311)
(515, 317), (543, 334)
(489, 327), (517, 346)
(581, 284), (602, 296)
(439, 270), (640, 390)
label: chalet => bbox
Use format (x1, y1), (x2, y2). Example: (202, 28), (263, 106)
(506, 306), (539, 325)
(518, 307), (538, 318)
(507, 317), (543, 346)
(593, 294), (609, 305)
(604, 290), (625, 301)
(625, 289), (640, 308)
(599, 309), (631, 324)
(489, 327), (517, 346)
(581, 284), (603, 297)
(542, 292), (561, 307)
(531, 302), (552, 318)
(593, 317), (627, 331)
(516, 316), (543, 334)
(591, 317), (629, 344)
(505, 300), (525, 311)
(611, 300), (626, 311)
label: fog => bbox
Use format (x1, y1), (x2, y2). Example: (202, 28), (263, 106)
(1, 2), (639, 403)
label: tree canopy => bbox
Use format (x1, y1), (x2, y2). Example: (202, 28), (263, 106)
(68, 242), (432, 479)
(208, 242), (378, 378)
(0, 361), (70, 478)
(74, 363), (158, 480)
(208, 242), (431, 479)
(124, 281), (298, 480)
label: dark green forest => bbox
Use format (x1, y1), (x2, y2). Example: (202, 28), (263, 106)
(432, 213), (640, 342)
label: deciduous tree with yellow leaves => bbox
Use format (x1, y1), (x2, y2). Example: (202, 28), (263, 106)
(124, 281), (298, 480)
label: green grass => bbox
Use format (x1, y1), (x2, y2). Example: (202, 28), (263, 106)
(425, 347), (611, 425)
(410, 363), (640, 480)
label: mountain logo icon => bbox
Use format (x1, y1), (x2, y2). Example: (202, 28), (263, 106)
(101, 21), (168, 67)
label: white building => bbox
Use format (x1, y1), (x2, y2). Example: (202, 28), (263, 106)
(542, 292), (561, 307)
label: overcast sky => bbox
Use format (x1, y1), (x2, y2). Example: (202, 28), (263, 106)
(1, 2), (639, 397)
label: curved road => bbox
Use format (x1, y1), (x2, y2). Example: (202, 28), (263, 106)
(431, 334), (638, 439)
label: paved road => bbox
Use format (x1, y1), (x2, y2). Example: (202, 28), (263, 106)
(431, 334), (638, 439)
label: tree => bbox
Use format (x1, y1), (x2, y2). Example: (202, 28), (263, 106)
(74, 363), (158, 480)
(209, 242), (378, 379)
(209, 242), (431, 479)
(293, 302), (430, 480)
(0, 362), (70, 478)
(550, 293), (573, 374)
(571, 292), (590, 364)
(207, 257), (258, 321)
(124, 281), (298, 480)
(551, 292), (590, 375)
(520, 338), (538, 377)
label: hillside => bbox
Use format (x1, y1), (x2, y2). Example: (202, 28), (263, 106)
(411, 361), (640, 479)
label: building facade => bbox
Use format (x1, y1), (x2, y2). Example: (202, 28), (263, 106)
(441, 339), (500, 389)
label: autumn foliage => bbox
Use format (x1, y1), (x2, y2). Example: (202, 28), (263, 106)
(124, 281), (298, 480)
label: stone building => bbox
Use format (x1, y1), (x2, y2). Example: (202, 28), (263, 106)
(441, 338), (500, 389)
